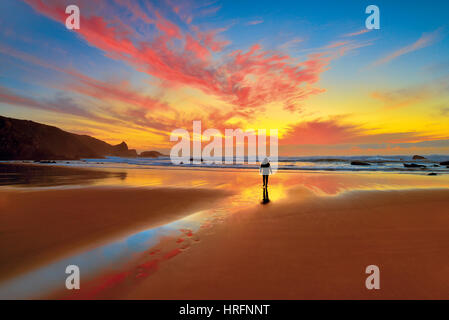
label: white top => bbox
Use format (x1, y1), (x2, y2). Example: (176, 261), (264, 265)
(260, 158), (273, 175)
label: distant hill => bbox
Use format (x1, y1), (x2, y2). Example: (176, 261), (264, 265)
(139, 150), (167, 158)
(0, 115), (137, 160)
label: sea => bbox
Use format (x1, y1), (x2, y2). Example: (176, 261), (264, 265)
(46, 154), (449, 173)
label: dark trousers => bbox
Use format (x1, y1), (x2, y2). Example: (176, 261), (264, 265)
(263, 175), (269, 186)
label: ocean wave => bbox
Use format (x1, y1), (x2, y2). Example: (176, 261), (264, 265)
(68, 155), (449, 174)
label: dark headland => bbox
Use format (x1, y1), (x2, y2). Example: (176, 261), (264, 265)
(0, 115), (146, 160)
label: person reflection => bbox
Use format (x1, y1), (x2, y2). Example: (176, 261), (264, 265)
(262, 185), (270, 204)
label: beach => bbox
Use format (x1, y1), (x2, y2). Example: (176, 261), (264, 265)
(124, 188), (449, 300)
(1, 163), (449, 299)
(0, 184), (230, 282)
(3, 0), (449, 306)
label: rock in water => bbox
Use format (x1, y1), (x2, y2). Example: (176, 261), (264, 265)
(412, 155), (427, 160)
(350, 161), (371, 166)
(404, 163), (426, 168)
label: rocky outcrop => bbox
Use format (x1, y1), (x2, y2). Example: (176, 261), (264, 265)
(0, 115), (137, 160)
(111, 141), (138, 158)
(139, 151), (166, 158)
(412, 155), (427, 160)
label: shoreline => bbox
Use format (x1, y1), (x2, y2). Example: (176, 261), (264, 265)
(2, 159), (449, 176)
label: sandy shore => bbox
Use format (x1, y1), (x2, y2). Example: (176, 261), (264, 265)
(0, 186), (230, 281)
(2, 164), (449, 299)
(121, 187), (449, 300)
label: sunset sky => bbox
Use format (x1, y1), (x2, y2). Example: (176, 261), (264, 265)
(0, 0), (448, 155)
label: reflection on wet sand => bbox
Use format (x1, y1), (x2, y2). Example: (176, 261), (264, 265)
(262, 186), (270, 204)
(0, 163), (127, 187)
(0, 186), (229, 284)
(4, 163), (448, 195)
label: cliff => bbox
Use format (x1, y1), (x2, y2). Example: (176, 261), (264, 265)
(0, 115), (137, 160)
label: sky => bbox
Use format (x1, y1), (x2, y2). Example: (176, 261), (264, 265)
(0, 0), (448, 156)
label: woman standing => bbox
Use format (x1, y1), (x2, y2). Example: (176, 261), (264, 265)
(260, 157), (272, 188)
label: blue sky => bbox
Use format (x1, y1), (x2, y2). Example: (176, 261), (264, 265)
(1, 0), (448, 155)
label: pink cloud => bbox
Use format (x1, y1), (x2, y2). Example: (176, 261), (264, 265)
(246, 19), (264, 26)
(192, 27), (230, 52)
(281, 118), (362, 145)
(371, 28), (444, 67)
(281, 117), (441, 146)
(279, 38), (303, 50)
(154, 11), (182, 39)
(0, 85), (112, 123)
(324, 41), (349, 49)
(184, 34), (211, 60)
(0, 43), (169, 113)
(343, 29), (371, 37)
(23, 0), (331, 112)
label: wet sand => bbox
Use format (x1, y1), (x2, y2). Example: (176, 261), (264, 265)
(2, 163), (449, 299)
(0, 186), (230, 281)
(122, 187), (449, 299)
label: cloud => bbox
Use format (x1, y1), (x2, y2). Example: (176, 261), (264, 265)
(246, 19), (264, 26)
(394, 139), (449, 149)
(371, 88), (429, 110)
(67, 76), (171, 112)
(280, 138), (449, 156)
(279, 38), (303, 50)
(281, 117), (441, 146)
(10, 0), (386, 149)
(279, 116), (449, 156)
(281, 117), (364, 145)
(0, 44), (170, 112)
(0, 86), (110, 123)
(23, 0), (332, 112)
(440, 106), (449, 116)
(371, 76), (449, 110)
(324, 41), (349, 49)
(371, 28), (444, 67)
(342, 29), (371, 37)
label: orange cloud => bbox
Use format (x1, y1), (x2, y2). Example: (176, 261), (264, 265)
(371, 77), (449, 110)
